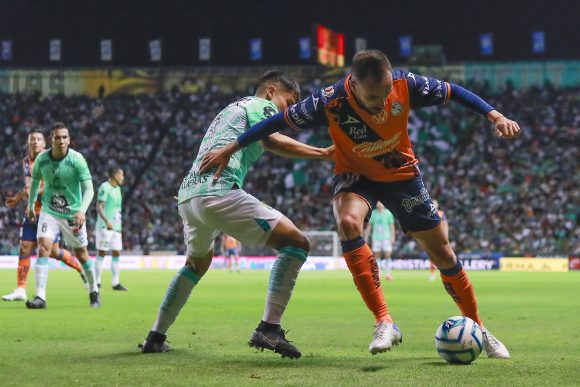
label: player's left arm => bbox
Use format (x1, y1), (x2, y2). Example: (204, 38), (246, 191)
(262, 133), (334, 160)
(74, 156), (94, 228)
(390, 222), (395, 244)
(407, 72), (521, 139)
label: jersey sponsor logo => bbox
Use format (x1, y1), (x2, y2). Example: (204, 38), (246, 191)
(300, 100), (314, 120)
(348, 126), (367, 140)
(435, 80), (444, 99)
(352, 132), (401, 158)
(401, 188), (431, 213)
(391, 101), (403, 116)
(421, 76), (430, 95)
(49, 193), (71, 214)
(288, 105), (305, 126)
(371, 110), (388, 124)
(322, 86), (335, 99)
(180, 171), (209, 190)
(263, 106), (276, 118)
(407, 72), (416, 82)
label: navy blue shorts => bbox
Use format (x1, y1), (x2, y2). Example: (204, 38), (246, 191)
(20, 216), (61, 243)
(332, 173), (441, 234)
(226, 248), (238, 256)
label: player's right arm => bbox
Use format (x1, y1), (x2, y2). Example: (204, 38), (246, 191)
(262, 133), (334, 160)
(27, 162), (42, 222)
(200, 90), (329, 179)
(96, 184), (113, 230)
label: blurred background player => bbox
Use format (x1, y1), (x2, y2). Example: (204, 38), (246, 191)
(201, 50), (517, 358)
(429, 200), (448, 281)
(365, 202), (396, 281)
(2, 130), (86, 301)
(26, 123), (99, 309)
(140, 71), (333, 359)
(221, 234), (241, 272)
(94, 166), (127, 291)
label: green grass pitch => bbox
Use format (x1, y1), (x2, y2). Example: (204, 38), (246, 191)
(1, 269), (579, 386)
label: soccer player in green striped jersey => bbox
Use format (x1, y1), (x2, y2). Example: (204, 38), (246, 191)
(140, 71), (334, 359)
(26, 123), (99, 309)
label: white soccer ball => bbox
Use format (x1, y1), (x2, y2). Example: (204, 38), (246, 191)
(434, 316), (483, 364)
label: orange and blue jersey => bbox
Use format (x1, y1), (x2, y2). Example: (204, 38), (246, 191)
(23, 155), (42, 215)
(238, 70), (495, 183)
(224, 235), (238, 249)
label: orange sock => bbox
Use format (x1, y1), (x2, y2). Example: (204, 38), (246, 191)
(342, 237), (392, 323)
(54, 249), (83, 274)
(440, 261), (483, 327)
(17, 257), (31, 288)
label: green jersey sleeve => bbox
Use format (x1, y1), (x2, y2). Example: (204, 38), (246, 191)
(97, 183), (110, 203)
(76, 153), (92, 181)
(246, 99), (278, 127)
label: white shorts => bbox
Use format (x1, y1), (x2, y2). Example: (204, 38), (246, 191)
(96, 228), (123, 251)
(37, 212), (88, 249)
(372, 239), (393, 254)
(179, 189), (283, 257)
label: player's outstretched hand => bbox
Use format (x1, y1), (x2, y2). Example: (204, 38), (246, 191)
(5, 195), (18, 208)
(73, 211), (86, 230)
(199, 141), (240, 183)
(28, 209), (37, 223)
(494, 116), (521, 139)
(323, 144), (335, 160)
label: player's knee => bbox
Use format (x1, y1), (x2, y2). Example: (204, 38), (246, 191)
(337, 214), (362, 235)
(291, 232), (310, 253)
(38, 244), (51, 257)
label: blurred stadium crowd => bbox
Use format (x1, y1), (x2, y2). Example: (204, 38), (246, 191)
(0, 80), (578, 256)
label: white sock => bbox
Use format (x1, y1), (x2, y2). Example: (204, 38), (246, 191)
(111, 255), (120, 286)
(35, 257), (49, 300)
(95, 255), (105, 285)
(262, 247), (307, 325)
(152, 266), (200, 334)
(82, 260), (98, 293)
(385, 257), (393, 275)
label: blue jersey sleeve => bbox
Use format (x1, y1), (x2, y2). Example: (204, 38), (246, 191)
(237, 90), (329, 148)
(284, 89), (329, 131)
(406, 71), (450, 108)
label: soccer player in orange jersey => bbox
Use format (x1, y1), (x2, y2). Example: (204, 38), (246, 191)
(221, 234), (241, 272)
(201, 50), (519, 359)
(2, 130), (87, 302)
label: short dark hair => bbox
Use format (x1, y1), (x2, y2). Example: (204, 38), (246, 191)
(27, 128), (45, 137)
(108, 166), (122, 178)
(351, 50), (392, 83)
(50, 122), (68, 137)
(256, 70), (301, 98)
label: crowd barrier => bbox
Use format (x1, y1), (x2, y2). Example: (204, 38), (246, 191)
(1, 255), (576, 272)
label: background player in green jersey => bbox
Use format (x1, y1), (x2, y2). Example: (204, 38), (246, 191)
(26, 123), (100, 309)
(95, 166), (127, 291)
(365, 202), (396, 281)
(140, 71), (333, 359)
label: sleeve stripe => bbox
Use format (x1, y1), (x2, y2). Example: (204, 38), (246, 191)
(444, 82), (451, 104)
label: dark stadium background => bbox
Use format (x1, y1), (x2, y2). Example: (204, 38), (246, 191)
(0, 0), (579, 66)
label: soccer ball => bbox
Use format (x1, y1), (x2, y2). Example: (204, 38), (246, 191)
(434, 316), (483, 364)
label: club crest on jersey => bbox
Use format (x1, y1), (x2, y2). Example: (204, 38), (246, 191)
(391, 101), (403, 116)
(372, 110), (388, 124)
(322, 86), (335, 100)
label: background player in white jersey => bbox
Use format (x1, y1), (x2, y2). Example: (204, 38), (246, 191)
(94, 166), (127, 291)
(365, 202), (396, 281)
(2, 130), (87, 301)
(140, 71), (333, 359)
(26, 122), (100, 309)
